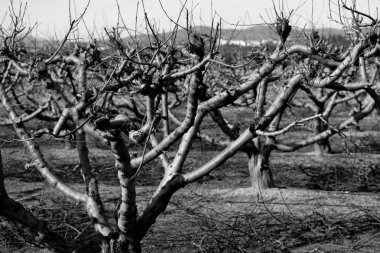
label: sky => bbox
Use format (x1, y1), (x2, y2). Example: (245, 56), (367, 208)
(0, 0), (379, 39)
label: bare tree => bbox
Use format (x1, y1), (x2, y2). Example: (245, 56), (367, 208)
(0, 1), (380, 252)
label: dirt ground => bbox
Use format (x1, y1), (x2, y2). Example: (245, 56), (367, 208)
(1, 117), (380, 252)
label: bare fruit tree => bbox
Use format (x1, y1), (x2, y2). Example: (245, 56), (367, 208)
(0, 0), (380, 252)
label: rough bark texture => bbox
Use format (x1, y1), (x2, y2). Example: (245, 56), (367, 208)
(312, 118), (332, 156)
(100, 233), (141, 253)
(247, 148), (275, 191)
(110, 130), (141, 253)
(64, 134), (76, 150)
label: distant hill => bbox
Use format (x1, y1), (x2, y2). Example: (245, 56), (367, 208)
(122, 25), (349, 46)
(121, 25), (275, 45)
(24, 25), (348, 50)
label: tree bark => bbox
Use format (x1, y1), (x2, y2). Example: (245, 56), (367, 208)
(247, 147), (275, 191)
(313, 138), (332, 156)
(312, 117), (332, 156)
(64, 134), (76, 150)
(100, 234), (141, 253)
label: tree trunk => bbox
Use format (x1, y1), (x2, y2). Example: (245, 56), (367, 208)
(247, 147), (274, 191)
(64, 134), (75, 150)
(371, 109), (379, 119)
(313, 117), (332, 156)
(100, 234), (141, 253)
(313, 138), (332, 156)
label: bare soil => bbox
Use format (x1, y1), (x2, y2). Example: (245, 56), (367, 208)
(1, 117), (380, 252)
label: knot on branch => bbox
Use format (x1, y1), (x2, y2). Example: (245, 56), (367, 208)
(28, 57), (52, 87)
(0, 44), (10, 57)
(84, 43), (102, 65)
(306, 64), (318, 78)
(275, 17), (292, 43)
(32, 128), (53, 138)
(0, 37), (27, 58)
(94, 114), (135, 133)
(248, 117), (261, 134)
(129, 112), (162, 144)
(25, 161), (37, 171)
(366, 31), (378, 46)
(71, 43), (101, 67)
(227, 86), (238, 96)
(187, 32), (205, 58)
(231, 123), (241, 139)
(139, 82), (164, 96)
(80, 87), (98, 105)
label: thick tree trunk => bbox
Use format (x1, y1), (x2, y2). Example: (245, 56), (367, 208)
(312, 117), (332, 156)
(100, 234), (141, 253)
(64, 134), (75, 150)
(313, 138), (332, 156)
(247, 148), (274, 190)
(371, 109), (379, 119)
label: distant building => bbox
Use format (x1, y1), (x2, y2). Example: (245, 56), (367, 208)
(219, 38), (276, 47)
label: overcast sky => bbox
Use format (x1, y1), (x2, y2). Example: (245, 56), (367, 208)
(0, 0), (379, 39)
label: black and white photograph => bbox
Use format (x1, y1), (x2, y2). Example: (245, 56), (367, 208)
(0, 0), (380, 252)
